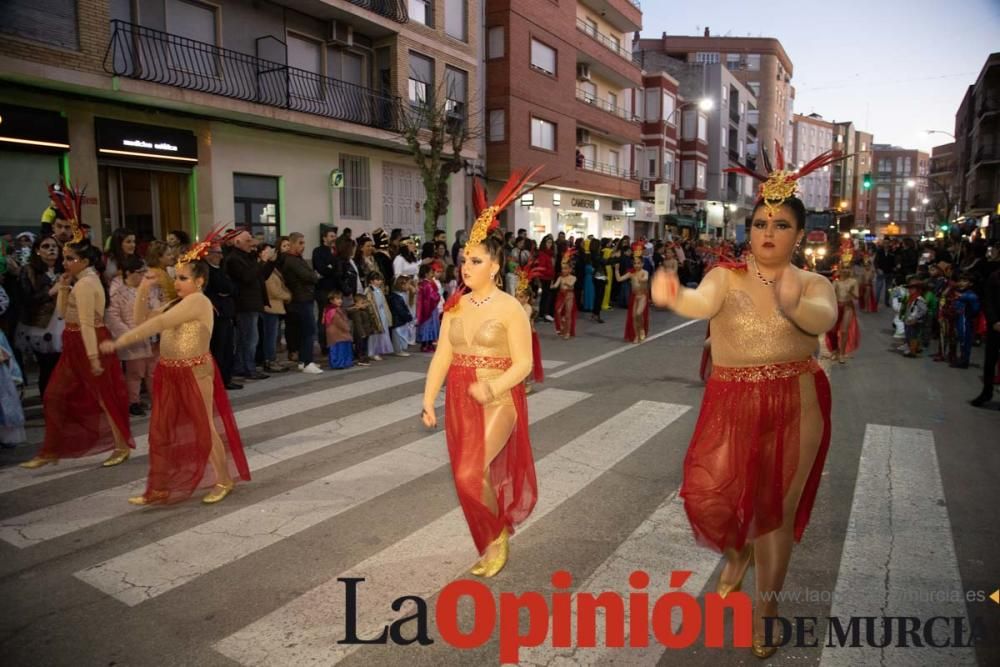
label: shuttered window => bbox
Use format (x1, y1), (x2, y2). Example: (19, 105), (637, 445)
(340, 155), (371, 219)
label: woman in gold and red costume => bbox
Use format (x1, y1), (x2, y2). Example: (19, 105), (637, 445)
(552, 248), (577, 339)
(100, 231), (250, 505)
(652, 144), (840, 658)
(21, 183), (134, 469)
(422, 170), (543, 578)
(825, 262), (861, 362)
(620, 241), (650, 343)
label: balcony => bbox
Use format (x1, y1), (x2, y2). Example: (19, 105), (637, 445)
(346, 0), (408, 23)
(576, 18), (641, 67)
(729, 107), (740, 124)
(747, 123), (758, 138)
(576, 0), (642, 33)
(575, 88), (638, 123)
(103, 20), (403, 132)
(728, 148), (741, 162)
(974, 144), (1000, 164)
(577, 158), (638, 181)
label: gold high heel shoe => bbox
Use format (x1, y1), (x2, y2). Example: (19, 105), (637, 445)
(102, 448), (131, 467)
(716, 544), (753, 598)
(19, 456), (58, 469)
(128, 490), (169, 505)
(472, 528), (509, 578)
(751, 624), (783, 659)
(202, 481), (234, 504)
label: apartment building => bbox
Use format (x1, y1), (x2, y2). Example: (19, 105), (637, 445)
(871, 144), (930, 236)
(954, 52), (999, 228)
(929, 142), (958, 226)
(791, 113), (834, 211)
(0, 0), (482, 243)
(853, 130), (875, 228)
(485, 0), (643, 240)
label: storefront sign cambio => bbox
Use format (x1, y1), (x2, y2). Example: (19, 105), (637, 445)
(571, 198), (596, 209)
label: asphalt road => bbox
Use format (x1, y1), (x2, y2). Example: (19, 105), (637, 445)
(1, 301), (997, 667)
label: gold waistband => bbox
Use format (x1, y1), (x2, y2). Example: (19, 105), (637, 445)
(65, 323), (106, 332)
(712, 358), (818, 382)
(159, 353), (212, 368)
(453, 353), (512, 370)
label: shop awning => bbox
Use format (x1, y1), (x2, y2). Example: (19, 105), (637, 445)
(665, 215), (698, 228)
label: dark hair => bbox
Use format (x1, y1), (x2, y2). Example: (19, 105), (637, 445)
(120, 254), (145, 277)
(168, 229), (191, 245)
(180, 258), (209, 283)
(367, 270), (384, 283)
(418, 263), (434, 279)
(420, 241), (435, 260)
(751, 196), (807, 230)
(335, 236), (356, 259)
(108, 227), (136, 269)
(66, 238), (104, 273)
(29, 235), (63, 275)
(329, 290), (344, 301)
(540, 234), (554, 251)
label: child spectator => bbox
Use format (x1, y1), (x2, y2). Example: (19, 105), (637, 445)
(105, 255), (157, 416)
(366, 271), (393, 362)
(389, 276), (413, 357)
(443, 264), (458, 301)
(322, 291), (353, 370)
(902, 277), (929, 358)
(416, 264), (441, 352)
(349, 291), (375, 366)
(0, 286), (25, 447)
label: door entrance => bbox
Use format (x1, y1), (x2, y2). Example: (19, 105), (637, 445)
(99, 165), (189, 243)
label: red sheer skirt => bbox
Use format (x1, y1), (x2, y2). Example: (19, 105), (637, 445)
(680, 359), (832, 553)
(530, 331), (544, 383)
(826, 303), (860, 355)
(144, 355), (250, 503)
(699, 323), (713, 383)
(445, 355), (537, 554)
(624, 292), (651, 342)
(554, 290), (577, 337)
(40, 327), (134, 459)
(859, 284), (878, 312)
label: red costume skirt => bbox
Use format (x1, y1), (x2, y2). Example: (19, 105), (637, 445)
(826, 303), (860, 355)
(445, 354), (538, 554)
(40, 327), (134, 459)
(624, 292), (651, 342)
(531, 331), (544, 383)
(680, 359), (832, 552)
(554, 290), (577, 336)
(145, 354), (250, 503)
(699, 323), (713, 383)
(859, 283), (878, 312)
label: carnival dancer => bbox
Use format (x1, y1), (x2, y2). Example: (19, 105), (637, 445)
(620, 242), (651, 343)
(514, 261), (544, 392)
(21, 182), (134, 469)
(652, 143), (840, 658)
(552, 249), (577, 339)
(858, 257), (878, 312)
(99, 230), (250, 505)
(825, 263), (860, 363)
(422, 169), (543, 578)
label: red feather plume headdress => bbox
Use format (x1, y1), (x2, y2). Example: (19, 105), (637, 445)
(725, 140), (852, 217)
(47, 179), (86, 247)
(176, 223), (230, 268)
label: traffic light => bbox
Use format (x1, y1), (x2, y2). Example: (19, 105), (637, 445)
(862, 173), (872, 190)
(940, 223), (950, 232)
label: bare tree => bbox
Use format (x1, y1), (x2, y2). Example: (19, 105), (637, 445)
(927, 175), (955, 225)
(396, 82), (482, 240)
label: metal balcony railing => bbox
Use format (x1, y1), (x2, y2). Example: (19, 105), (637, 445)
(346, 0), (409, 23)
(577, 158), (638, 180)
(728, 148), (741, 162)
(576, 18), (642, 66)
(575, 87), (639, 123)
(975, 145), (1000, 162)
(729, 108), (740, 124)
(103, 20), (404, 132)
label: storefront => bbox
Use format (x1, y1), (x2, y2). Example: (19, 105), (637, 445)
(0, 103), (69, 234)
(95, 118), (198, 242)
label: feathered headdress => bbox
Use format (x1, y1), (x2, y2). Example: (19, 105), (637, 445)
(47, 179), (86, 247)
(726, 141), (851, 217)
(561, 247), (577, 267)
(176, 223), (229, 268)
(444, 167), (550, 312)
(515, 258), (544, 297)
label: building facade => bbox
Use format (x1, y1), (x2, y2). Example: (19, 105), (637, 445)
(0, 0), (482, 244)
(929, 142), (958, 227)
(853, 130), (875, 228)
(485, 0), (643, 241)
(953, 52), (999, 229)
(871, 144), (930, 237)
(791, 113), (834, 211)
(635, 31), (794, 169)
(831, 121), (856, 225)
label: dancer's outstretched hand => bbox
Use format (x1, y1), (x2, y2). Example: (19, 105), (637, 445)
(421, 401), (437, 428)
(774, 267), (803, 315)
(99, 340), (116, 355)
(651, 268), (680, 309)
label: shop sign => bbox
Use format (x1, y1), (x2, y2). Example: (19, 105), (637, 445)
(0, 103), (69, 152)
(571, 197), (596, 210)
(95, 118), (197, 163)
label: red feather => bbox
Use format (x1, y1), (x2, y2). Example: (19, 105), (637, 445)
(472, 178), (488, 218)
(723, 165), (766, 181)
(791, 150), (849, 182)
(775, 141), (786, 171)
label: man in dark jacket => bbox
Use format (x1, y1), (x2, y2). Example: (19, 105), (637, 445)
(205, 243), (241, 390)
(282, 232), (322, 374)
(225, 230), (275, 380)
(971, 257), (1000, 408)
(312, 227), (338, 354)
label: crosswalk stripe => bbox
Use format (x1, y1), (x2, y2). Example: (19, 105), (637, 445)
(0, 392), (437, 548)
(0, 371), (425, 496)
(540, 359), (566, 369)
(519, 490), (720, 666)
(213, 400), (690, 667)
(74, 389), (590, 606)
(819, 425), (976, 667)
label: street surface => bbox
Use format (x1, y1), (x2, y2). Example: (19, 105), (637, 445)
(1, 305), (998, 666)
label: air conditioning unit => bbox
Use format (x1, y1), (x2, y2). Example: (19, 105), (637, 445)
(326, 20), (354, 47)
(576, 128), (591, 145)
(641, 179), (651, 191)
(576, 63), (591, 81)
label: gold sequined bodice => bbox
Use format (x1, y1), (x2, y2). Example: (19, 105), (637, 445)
(448, 316), (513, 406)
(160, 318), (211, 359)
(710, 289), (817, 367)
(64, 271), (105, 326)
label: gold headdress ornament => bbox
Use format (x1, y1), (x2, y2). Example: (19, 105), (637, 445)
(175, 223), (229, 269)
(726, 141), (851, 217)
(47, 179), (86, 249)
(515, 258), (543, 296)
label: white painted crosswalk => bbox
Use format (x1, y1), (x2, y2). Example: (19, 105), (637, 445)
(213, 401), (690, 666)
(74, 388), (590, 605)
(0, 371), (425, 495)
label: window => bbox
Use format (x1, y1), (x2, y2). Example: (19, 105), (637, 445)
(681, 161), (695, 188)
(644, 89), (660, 122)
(444, 66), (468, 120)
(746, 54), (761, 70)
(697, 114), (708, 142)
(609, 34), (621, 53)
(721, 86), (728, 102)
(694, 52), (720, 64)
(646, 148), (658, 178)
(584, 17), (598, 37)
(339, 155), (370, 219)
(444, 0), (467, 41)
(608, 150), (619, 173)
(530, 117), (555, 150)
(726, 53), (741, 70)
(662, 93), (675, 123)
(1, 0), (80, 49)
(530, 39), (556, 75)
(408, 51), (433, 105)
(721, 131), (727, 148)
(487, 26), (504, 59)
(287, 33), (323, 100)
(696, 163), (706, 190)
(578, 81), (596, 102)
(608, 91), (618, 111)
(681, 109), (696, 139)
(409, 0), (432, 27)
(663, 152), (675, 182)
(234, 174), (280, 243)
(488, 109), (505, 141)
(166, 0), (218, 75)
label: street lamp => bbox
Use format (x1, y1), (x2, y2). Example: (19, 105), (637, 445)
(728, 203), (737, 212)
(883, 213), (890, 219)
(665, 98), (713, 125)
(923, 129), (956, 140)
(906, 179), (916, 188)
(698, 98), (714, 111)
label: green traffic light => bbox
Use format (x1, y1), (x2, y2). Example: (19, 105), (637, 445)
(862, 173), (872, 189)
(941, 224), (949, 231)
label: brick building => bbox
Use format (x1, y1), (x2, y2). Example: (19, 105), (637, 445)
(871, 144), (930, 237)
(954, 52), (999, 229)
